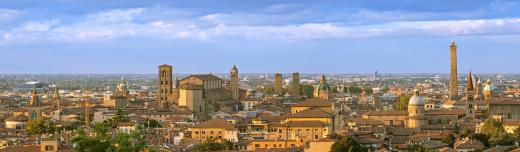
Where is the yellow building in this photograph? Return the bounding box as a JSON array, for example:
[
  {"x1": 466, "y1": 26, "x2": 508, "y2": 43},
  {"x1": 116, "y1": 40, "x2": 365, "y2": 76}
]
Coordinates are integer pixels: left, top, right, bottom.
[
  {"x1": 178, "y1": 84, "x2": 205, "y2": 114},
  {"x1": 247, "y1": 98, "x2": 340, "y2": 151},
  {"x1": 188, "y1": 119, "x2": 238, "y2": 143}
]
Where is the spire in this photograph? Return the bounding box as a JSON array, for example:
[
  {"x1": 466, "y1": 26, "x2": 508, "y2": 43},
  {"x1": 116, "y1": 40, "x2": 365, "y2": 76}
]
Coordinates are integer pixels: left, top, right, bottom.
[
  {"x1": 29, "y1": 85, "x2": 39, "y2": 107},
  {"x1": 467, "y1": 70, "x2": 474, "y2": 91},
  {"x1": 230, "y1": 64, "x2": 238, "y2": 74},
  {"x1": 53, "y1": 87, "x2": 60, "y2": 100}
]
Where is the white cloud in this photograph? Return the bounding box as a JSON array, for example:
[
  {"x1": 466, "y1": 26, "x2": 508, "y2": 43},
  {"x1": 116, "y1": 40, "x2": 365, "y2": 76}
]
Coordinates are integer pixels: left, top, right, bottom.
[
  {"x1": 18, "y1": 19, "x2": 60, "y2": 32},
  {"x1": 3, "y1": 7, "x2": 520, "y2": 44},
  {"x1": 0, "y1": 8, "x2": 20, "y2": 22}
]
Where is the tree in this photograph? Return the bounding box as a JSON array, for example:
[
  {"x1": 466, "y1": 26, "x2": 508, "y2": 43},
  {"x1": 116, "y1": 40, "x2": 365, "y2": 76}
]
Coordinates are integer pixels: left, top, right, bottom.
[
  {"x1": 71, "y1": 135, "x2": 111, "y2": 152},
  {"x1": 111, "y1": 131, "x2": 148, "y2": 152},
  {"x1": 143, "y1": 119, "x2": 162, "y2": 128},
  {"x1": 330, "y1": 136, "x2": 366, "y2": 152},
  {"x1": 363, "y1": 86, "x2": 373, "y2": 94},
  {"x1": 72, "y1": 128, "x2": 148, "y2": 152},
  {"x1": 347, "y1": 85, "x2": 362, "y2": 94},
  {"x1": 480, "y1": 118, "x2": 505, "y2": 137},
  {"x1": 513, "y1": 127, "x2": 520, "y2": 143},
  {"x1": 461, "y1": 128, "x2": 472, "y2": 138},
  {"x1": 469, "y1": 133, "x2": 490, "y2": 148},
  {"x1": 193, "y1": 142, "x2": 221, "y2": 151},
  {"x1": 396, "y1": 95, "x2": 411, "y2": 111},
  {"x1": 26, "y1": 118, "x2": 56, "y2": 135},
  {"x1": 300, "y1": 84, "x2": 314, "y2": 98},
  {"x1": 441, "y1": 132, "x2": 455, "y2": 147}
]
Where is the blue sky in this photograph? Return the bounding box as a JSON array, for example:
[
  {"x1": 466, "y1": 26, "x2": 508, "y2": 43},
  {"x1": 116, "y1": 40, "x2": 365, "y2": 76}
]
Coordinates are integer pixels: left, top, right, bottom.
[{"x1": 1, "y1": 0, "x2": 520, "y2": 74}]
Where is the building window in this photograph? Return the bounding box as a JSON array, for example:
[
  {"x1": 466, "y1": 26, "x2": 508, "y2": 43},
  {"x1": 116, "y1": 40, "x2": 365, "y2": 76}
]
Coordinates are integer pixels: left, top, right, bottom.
[
  {"x1": 315, "y1": 135, "x2": 319, "y2": 139},
  {"x1": 274, "y1": 144, "x2": 277, "y2": 148},
  {"x1": 508, "y1": 113, "x2": 512, "y2": 119},
  {"x1": 45, "y1": 145, "x2": 54, "y2": 151},
  {"x1": 255, "y1": 144, "x2": 260, "y2": 148},
  {"x1": 218, "y1": 131, "x2": 222, "y2": 134},
  {"x1": 195, "y1": 131, "x2": 199, "y2": 134},
  {"x1": 202, "y1": 131, "x2": 205, "y2": 134},
  {"x1": 210, "y1": 131, "x2": 214, "y2": 134}
]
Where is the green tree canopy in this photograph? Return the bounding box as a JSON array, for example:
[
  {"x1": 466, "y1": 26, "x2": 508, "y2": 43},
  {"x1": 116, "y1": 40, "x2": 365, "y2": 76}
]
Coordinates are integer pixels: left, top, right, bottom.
[
  {"x1": 193, "y1": 141, "x2": 235, "y2": 152},
  {"x1": 330, "y1": 136, "x2": 366, "y2": 152},
  {"x1": 441, "y1": 132, "x2": 456, "y2": 148},
  {"x1": 396, "y1": 95, "x2": 411, "y2": 111},
  {"x1": 143, "y1": 119, "x2": 162, "y2": 128},
  {"x1": 26, "y1": 118, "x2": 56, "y2": 135}
]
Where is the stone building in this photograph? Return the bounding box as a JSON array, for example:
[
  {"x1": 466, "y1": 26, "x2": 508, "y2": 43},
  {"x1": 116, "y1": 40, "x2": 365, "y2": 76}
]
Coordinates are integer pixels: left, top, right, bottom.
[
  {"x1": 449, "y1": 41, "x2": 459, "y2": 100},
  {"x1": 158, "y1": 64, "x2": 174, "y2": 108},
  {"x1": 292, "y1": 72, "x2": 300, "y2": 97},
  {"x1": 28, "y1": 86, "x2": 42, "y2": 121},
  {"x1": 314, "y1": 75, "x2": 331, "y2": 100},
  {"x1": 274, "y1": 73, "x2": 283, "y2": 96},
  {"x1": 178, "y1": 74, "x2": 239, "y2": 114},
  {"x1": 230, "y1": 65, "x2": 239, "y2": 101}
]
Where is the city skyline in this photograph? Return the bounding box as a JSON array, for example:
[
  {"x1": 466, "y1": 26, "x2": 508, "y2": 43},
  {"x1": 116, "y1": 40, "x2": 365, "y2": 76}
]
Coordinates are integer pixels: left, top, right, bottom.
[{"x1": 2, "y1": 0, "x2": 520, "y2": 74}]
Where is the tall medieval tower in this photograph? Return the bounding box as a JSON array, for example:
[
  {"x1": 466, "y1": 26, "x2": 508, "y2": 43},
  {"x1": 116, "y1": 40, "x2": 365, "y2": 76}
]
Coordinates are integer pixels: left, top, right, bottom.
[
  {"x1": 53, "y1": 86, "x2": 61, "y2": 109},
  {"x1": 28, "y1": 86, "x2": 42, "y2": 121},
  {"x1": 466, "y1": 71, "x2": 476, "y2": 118},
  {"x1": 274, "y1": 73, "x2": 283, "y2": 96},
  {"x1": 292, "y1": 72, "x2": 300, "y2": 97},
  {"x1": 449, "y1": 41, "x2": 459, "y2": 100},
  {"x1": 230, "y1": 64, "x2": 239, "y2": 100},
  {"x1": 158, "y1": 64, "x2": 173, "y2": 109}
]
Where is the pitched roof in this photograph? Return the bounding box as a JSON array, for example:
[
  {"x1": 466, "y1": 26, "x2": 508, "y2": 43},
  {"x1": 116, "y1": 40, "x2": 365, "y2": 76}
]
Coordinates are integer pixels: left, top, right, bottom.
[
  {"x1": 5, "y1": 114, "x2": 28, "y2": 122},
  {"x1": 191, "y1": 119, "x2": 236, "y2": 131},
  {"x1": 188, "y1": 74, "x2": 222, "y2": 81},
  {"x1": 348, "y1": 118, "x2": 384, "y2": 125},
  {"x1": 273, "y1": 121, "x2": 329, "y2": 127},
  {"x1": 425, "y1": 109, "x2": 465, "y2": 115},
  {"x1": 454, "y1": 139, "x2": 485, "y2": 150},
  {"x1": 489, "y1": 98, "x2": 520, "y2": 105},
  {"x1": 291, "y1": 98, "x2": 332, "y2": 107},
  {"x1": 363, "y1": 110, "x2": 408, "y2": 116},
  {"x1": 285, "y1": 108, "x2": 333, "y2": 118}
]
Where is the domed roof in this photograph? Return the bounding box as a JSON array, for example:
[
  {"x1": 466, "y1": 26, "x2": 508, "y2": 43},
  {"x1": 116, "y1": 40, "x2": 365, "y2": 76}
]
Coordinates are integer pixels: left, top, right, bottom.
[
  {"x1": 316, "y1": 83, "x2": 331, "y2": 92},
  {"x1": 316, "y1": 74, "x2": 330, "y2": 92},
  {"x1": 484, "y1": 84, "x2": 495, "y2": 91},
  {"x1": 409, "y1": 89, "x2": 424, "y2": 106}
]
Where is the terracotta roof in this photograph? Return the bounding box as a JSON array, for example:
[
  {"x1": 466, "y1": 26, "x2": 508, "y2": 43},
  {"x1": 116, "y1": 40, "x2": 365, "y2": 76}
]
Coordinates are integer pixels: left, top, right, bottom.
[
  {"x1": 483, "y1": 146, "x2": 516, "y2": 152},
  {"x1": 291, "y1": 98, "x2": 332, "y2": 107},
  {"x1": 363, "y1": 110, "x2": 408, "y2": 116},
  {"x1": 440, "y1": 147, "x2": 458, "y2": 152},
  {"x1": 191, "y1": 119, "x2": 236, "y2": 131},
  {"x1": 273, "y1": 121, "x2": 329, "y2": 127},
  {"x1": 284, "y1": 108, "x2": 333, "y2": 118},
  {"x1": 5, "y1": 114, "x2": 28, "y2": 122},
  {"x1": 316, "y1": 138, "x2": 336, "y2": 142},
  {"x1": 388, "y1": 127, "x2": 414, "y2": 136},
  {"x1": 425, "y1": 109, "x2": 465, "y2": 115},
  {"x1": 356, "y1": 136, "x2": 383, "y2": 144},
  {"x1": 117, "y1": 122, "x2": 135, "y2": 127},
  {"x1": 489, "y1": 98, "x2": 520, "y2": 105},
  {"x1": 348, "y1": 118, "x2": 384, "y2": 125},
  {"x1": 179, "y1": 84, "x2": 203, "y2": 90},
  {"x1": 454, "y1": 139, "x2": 485, "y2": 150},
  {"x1": 503, "y1": 120, "x2": 520, "y2": 126},
  {"x1": 186, "y1": 74, "x2": 222, "y2": 81},
  {"x1": 0, "y1": 145, "x2": 39, "y2": 152}
]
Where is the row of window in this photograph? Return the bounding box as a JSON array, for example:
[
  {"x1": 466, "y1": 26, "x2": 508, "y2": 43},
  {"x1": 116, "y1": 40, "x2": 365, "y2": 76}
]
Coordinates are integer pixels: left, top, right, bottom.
[
  {"x1": 194, "y1": 130, "x2": 223, "y2": 135},
  {"x1": 255, "y1": 144, "x2": 296, "y2": 148}
]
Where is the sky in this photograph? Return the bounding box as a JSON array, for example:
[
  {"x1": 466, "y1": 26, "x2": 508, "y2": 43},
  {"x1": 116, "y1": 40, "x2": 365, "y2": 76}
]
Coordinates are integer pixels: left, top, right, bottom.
[{"x1": 1, "y1": 0, "x2": 520, "y2": 74}]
